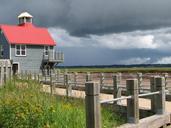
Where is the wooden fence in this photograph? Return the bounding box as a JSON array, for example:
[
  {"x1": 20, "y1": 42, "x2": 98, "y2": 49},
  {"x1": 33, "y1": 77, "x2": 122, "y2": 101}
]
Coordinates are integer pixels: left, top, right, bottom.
[
  {"x1": 16, "y1": 70, "x2": 171, "y2": 128},
  {"x1": 85, "y1": 77, "x2": 169, "y2": 128},
  {"x1": 0, "y1": 60, "x2": 12, "y2": 85},
  {"x1": 25, "y1": 71, "x2": 171, "y2": 100}
]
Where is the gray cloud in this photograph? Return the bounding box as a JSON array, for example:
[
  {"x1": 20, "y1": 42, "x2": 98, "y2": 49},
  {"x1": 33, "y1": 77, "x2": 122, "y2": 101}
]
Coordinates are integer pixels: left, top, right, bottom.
[
  {"x1": 2, "y1": 1, "x2": 171, "y2": 65},
  {"x1": 1, "y1": 0, "x2": 171, "y2": 36},
  {"x1": 49, "y1": 26, "x2": 171, "y2": 65}
]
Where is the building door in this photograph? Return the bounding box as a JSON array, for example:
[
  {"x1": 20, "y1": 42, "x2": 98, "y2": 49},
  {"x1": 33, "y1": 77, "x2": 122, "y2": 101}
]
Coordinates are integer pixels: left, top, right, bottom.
[{"x1": 12, "y1": 64, "x2": 18, "y2": 75}]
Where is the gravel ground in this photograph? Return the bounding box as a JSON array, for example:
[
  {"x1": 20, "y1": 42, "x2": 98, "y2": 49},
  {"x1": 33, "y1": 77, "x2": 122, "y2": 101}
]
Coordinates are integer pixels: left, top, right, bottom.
[{"x1": 42, "y1": 84, "x2": 171, "y2": 112}]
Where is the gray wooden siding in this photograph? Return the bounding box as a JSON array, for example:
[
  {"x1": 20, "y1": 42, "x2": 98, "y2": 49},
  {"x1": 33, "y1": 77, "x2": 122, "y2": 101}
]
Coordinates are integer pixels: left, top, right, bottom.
[
  {"x1": 11, "y1": 45, "x2": 54, "y2": 73},
  {"x1": 0, "y1": 32, "x2": 10, "y2": 59}
]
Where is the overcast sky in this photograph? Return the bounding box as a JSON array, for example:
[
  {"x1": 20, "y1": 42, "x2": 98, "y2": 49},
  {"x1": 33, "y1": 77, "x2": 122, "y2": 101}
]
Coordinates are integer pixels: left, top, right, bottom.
[{"x1": 1, "y1": 0, "x2": 171, "y2": 65}]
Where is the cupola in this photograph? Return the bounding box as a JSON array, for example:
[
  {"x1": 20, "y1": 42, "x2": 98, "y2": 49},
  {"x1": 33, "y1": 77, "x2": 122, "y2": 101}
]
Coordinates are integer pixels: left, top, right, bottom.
[{"x1": 18, "y1": 12, "x2": 33, "y2": 25}]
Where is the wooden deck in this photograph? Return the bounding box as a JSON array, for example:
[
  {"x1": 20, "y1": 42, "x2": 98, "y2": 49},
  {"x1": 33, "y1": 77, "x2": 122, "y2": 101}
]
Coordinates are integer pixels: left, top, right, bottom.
[{"x1": 42, "y1": 51, "x2": 64, "y2": 63}]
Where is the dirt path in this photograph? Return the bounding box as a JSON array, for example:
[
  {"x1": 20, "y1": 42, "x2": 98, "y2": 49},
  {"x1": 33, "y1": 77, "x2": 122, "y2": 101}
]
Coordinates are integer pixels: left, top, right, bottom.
[{"x1": 42, "y1": 85, "x2": 171, "y2": 112}]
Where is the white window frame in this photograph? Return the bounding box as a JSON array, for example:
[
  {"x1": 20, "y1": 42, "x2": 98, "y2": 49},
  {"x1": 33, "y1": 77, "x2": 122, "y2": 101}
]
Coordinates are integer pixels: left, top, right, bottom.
[
  {"x1": 15, "y1": 45, "x2": 26, "y2": 56},
  {"x1": 44, "y1": 46, "x2": 49, "y2": 56}
]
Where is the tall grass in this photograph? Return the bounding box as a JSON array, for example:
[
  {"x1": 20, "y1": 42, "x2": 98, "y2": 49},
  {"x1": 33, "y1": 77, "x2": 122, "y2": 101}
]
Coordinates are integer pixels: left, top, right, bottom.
[
  {"x1": 60, "y1": 67, "x2": 171, "y2": 73},
  {"x1": 0, "y1": 79, "x2": 125, "y2": 128}
]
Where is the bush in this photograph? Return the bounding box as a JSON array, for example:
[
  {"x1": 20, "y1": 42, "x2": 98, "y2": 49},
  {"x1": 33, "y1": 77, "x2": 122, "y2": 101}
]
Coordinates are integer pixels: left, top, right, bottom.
[
  {"x1": 0, "y1": 80, "x2": 58, "y2": 128},
  {"x1": 0, "y1": 79, "x2": 125, "y2": 128}
]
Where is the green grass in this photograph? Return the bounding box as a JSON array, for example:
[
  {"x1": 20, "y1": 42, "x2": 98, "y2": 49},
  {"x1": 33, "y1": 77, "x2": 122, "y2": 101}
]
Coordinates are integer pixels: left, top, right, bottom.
[
  {"x1": 59, "y1": 67, "x2": 171, "y2": 73},
  {"x1": 0, "y1": 79, "x2": 125, "y2": 128}
]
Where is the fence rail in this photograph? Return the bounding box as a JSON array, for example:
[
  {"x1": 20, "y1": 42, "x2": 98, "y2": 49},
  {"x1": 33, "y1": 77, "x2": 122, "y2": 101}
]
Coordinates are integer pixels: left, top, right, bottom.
[
  {"x1": 14, "y1": 70, "x2": 171, "y2": 128},
  {"x1": 85, "y1": 77, "x2": 169, "y2": 128}
]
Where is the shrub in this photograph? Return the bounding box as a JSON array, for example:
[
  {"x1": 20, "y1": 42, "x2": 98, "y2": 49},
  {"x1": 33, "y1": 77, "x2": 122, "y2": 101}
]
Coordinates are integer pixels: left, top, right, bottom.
[
  {"x1": 0, "y1": 79, "x2": 125, "y2": 128},
  {"x1": 0, "y1": 80, "x2": 57, "y2": 128}
]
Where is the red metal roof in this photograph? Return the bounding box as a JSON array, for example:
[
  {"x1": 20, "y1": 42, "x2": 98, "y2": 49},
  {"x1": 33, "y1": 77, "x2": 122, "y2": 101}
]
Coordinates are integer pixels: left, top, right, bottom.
[{"x1": 0, "y1": 23, "x2": 56, "y2": 46}]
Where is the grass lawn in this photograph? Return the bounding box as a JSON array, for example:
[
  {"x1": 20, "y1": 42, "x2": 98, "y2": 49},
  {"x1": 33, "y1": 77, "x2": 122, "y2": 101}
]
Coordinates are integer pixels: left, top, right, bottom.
[
  {"x1": 0, "y1": 79, "x2": 125, "y2": 128},
  {"x1": 59, "y1": 67, "x2": 171, "y2": 73}
]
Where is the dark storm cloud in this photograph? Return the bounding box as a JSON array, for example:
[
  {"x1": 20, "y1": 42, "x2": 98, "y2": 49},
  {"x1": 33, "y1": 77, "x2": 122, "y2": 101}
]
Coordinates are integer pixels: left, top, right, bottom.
[{"x1": 1, "y1": 0, "x2": 171, "y2": 36}]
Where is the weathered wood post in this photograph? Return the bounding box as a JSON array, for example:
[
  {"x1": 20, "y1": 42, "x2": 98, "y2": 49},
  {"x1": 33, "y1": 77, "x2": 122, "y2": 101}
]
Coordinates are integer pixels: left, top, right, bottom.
[
  {"x1": 100, "y1": 73, "x2": 104, "y2": 89},
  {"x1": 0, "y1": 64, "x2": 4, "y2": 85},
  {"x1": 25, "y1": 70, "x2": 28, "y2": 80},
  {"x1": 150, "y1": 76, "x2": 156, "y2": 112},
  {"x1": 113, "y1": 73, "x2": 122, "y2": 105},
  {"x1": 154, "y1": 77, "x2": 165, "y2": 114},
  {"x1": 28, "y1": 71, "x2": 31, "y2": 80},
  {"x1": 137, "y1": 73, "x2": 142, "y2": 93},
  {"x1": 85, "y1": 82, "x2": 101, "y2": 128},
  {"x1": 86, "y1": 72, "x2": 91, "y2": 82},
  {"x1": 20, "y1": 70, "x2": 23, "y2": 80},
  {"x1": 44, "y1": 69, "x2": 47, "y2": 82},
  {"x1": 37, "y1": 73, "x2": 40, "y2": 82},
  {"x1": 8, "y1": 67, "x2": 12, "y2": 81},
  {"x1": 50, "y1": 72, "x2": 53, "y2": 94},
  {"x1": 163, "y1": 73, "x2": 168, "y2": 88},
  {"x1": 34, "y1": 72, "x2": 36, "y2": 81},
  {"x1": 39, "y1": 71, "x2": 43, "y2": 82},
  {"x1": 4, "y1": 61, "x2": 8, "y2": 83},
  {"x1": 126, "y1": 79, "x2": 139, "y2": 124},
  {"x1": 56, "y1": 69, "x2": 60, "y2": 82},
  {"x1": 3, "y1": 61, "x2": 8, "y2": 84},
  {"x1": 64, "y1": 72, "x2": 72, "y2": 97},
  {"x1": 74, "y1": 72, "x2": 78, "y2": 86}
]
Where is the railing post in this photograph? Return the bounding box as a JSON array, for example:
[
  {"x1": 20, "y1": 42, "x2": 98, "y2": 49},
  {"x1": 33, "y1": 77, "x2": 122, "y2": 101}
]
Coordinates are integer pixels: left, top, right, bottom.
[
  {"x1": 163, "y1": 73, "x2": 168, "y2": 88},
  {"x1": 85, "y1": 82, "x2": 101, "y2": 128},
  {"x1": 50, "y1": 72, "x2": 53, "y2": 94},
  {"x1": 34, "y1": 72, "x2": 36, "y2": 81},
  {"x1": 48, "y1": 51, "x2": 50, "y2": 60},
  {"x1": 4, "y1": 62, "x2": 7, "y2": 84},
  {"x1": 86, "y1": 72, "x2": 91, "y2": 82},
  {"x1": 25, "y1": 70, "x2": 28, "y2": 80},
  {"x1": 0, "y1": 64, "x2": 4, "y2": 85},
  {"x1": 9, "y1": 66, "x2": 12, "y2": 81},
  {"x1": 5, "y1": 61, "x2": 8, "y2": 82},
  {"x1": 126, "y1": 79, "x2": 139, "y2": 124},
  {"x1": 150, "y1": 76, "x2": 156, "y2": 113},
  {"x1": 45, "y1": 69, "x2": 47, "y2": 82},
  {"x1": 113, "y1": 73, "x2": 122, "y2": 105},
  {"x1": 56, "y1": 69, "x2": 60, "y2": 82},
  {"x1": 38, "y1": 73, "x2": 40, "y2": 82},
  {"x1": 100, "y1": 73, "x2": 104, "y2": 89},
  {"x1": 154, "y1": 77, "x2": 166, "y2": 114},
  {"x1": 20, "y1": 70, "x2": 23, "y2": 80},
  {"x1": 64, "y1": 72, "x2": 72, "y2": 97},
  {"x1": 74, "y1": 72, "x2": 78, "y2": 86},
  {"x1": 29, "y1": 71, "x2": 32, "y2": 80},
  {"x1": 137, "y1": 73, "x2": 142, "y2": 93}
]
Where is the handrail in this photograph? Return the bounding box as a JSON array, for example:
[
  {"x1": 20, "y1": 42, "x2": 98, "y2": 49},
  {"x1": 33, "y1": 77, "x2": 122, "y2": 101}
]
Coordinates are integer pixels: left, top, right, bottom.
[
  {"x1": 100, "y1": 90, "x2": 168, "y2": 104},
  {"x1": 43, "y1": 51, "x2": 64, "y2": 62}
]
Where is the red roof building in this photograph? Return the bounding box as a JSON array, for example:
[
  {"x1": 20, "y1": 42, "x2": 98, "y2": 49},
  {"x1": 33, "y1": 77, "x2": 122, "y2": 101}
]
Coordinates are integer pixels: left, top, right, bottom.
[
  {"x1": 0, "y1": 22, "x2": 56, "y2": 46},
  {"x1": 0, "y1": 12, "x2": 63, "y2": 74}
]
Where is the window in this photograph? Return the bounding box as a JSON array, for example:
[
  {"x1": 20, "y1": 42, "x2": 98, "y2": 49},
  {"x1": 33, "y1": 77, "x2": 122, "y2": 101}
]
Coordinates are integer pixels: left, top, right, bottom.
[
  {"x1": 44, "y1": 46, "x2": 49, "y2": 56},
  {"x1": 15, "y1": 45, "x2": 26, "y2": 56}
]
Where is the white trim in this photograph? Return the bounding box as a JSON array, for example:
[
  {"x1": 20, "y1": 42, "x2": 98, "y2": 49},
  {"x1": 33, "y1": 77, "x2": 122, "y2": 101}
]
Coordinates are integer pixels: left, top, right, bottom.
[
  {"x1": 12, "y1": 62, "x2": 20, "y2": 74},
  {"x1": 9, "y1": 44, "x2": 11, "y2": 59},
  {"x1": 15, "y1": 45, "x2": 27, "y2": 57},
  {"x1": 52, "y1": 47, "x2": 54, "y2": 59}
]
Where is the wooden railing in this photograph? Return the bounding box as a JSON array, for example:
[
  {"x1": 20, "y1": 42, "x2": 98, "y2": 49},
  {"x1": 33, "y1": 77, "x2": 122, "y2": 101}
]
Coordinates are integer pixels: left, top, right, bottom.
[
  {"x1": 43, "y1": 51, "x2": 64, "y2": 62},
  {"x1": 17, "y1": 71, "x2": 171, "y2": 128},
  {"x1": 85, "y1": 77, "x2": 169, "y2": 128},
  {"x1": 0, "y1": 60, "x2": 12, "y2": 85}
]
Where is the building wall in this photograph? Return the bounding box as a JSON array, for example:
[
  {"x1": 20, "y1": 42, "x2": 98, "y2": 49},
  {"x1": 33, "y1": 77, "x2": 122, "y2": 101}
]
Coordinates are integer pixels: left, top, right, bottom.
[
  {"x1": 0, "y1": 31, "x2": 10, "y2": 59},
  {"x1": 11, "y1": 44, "x2": 54, "y2": 73}
]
